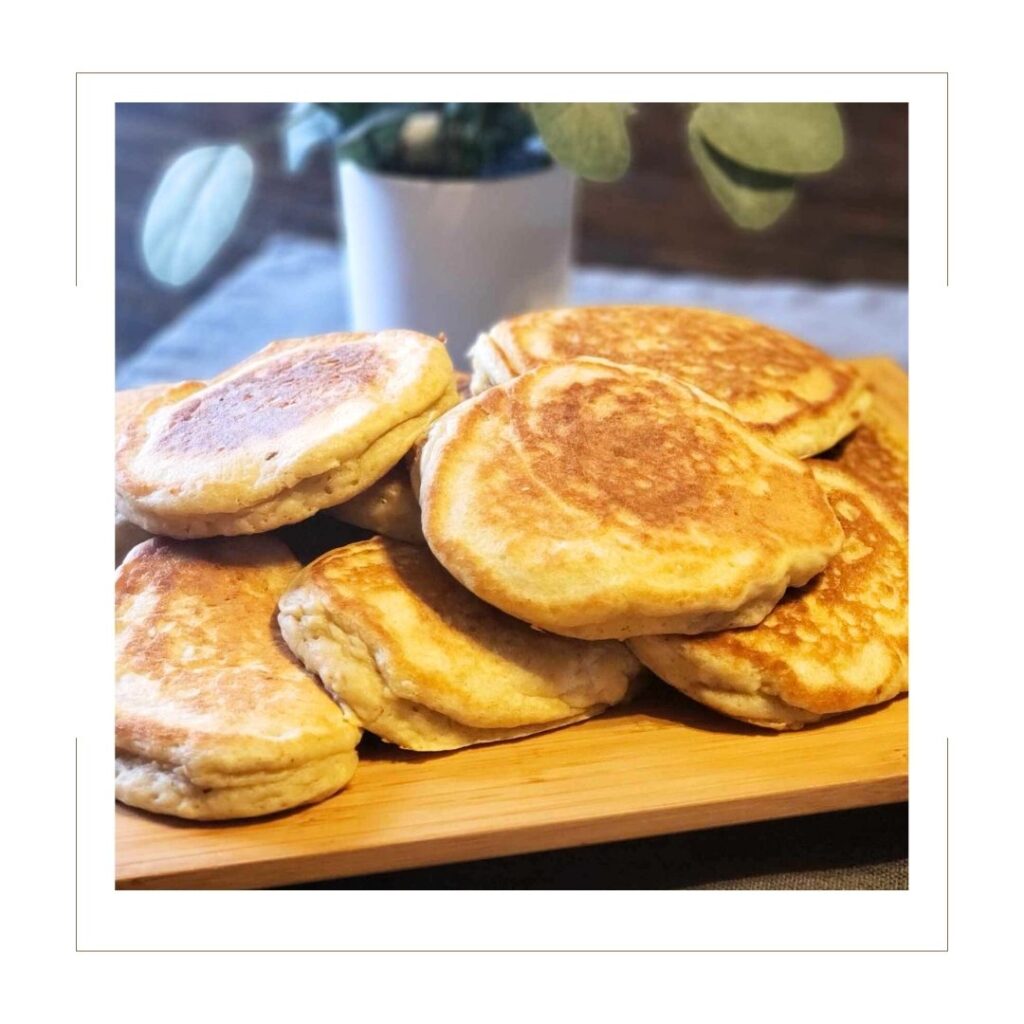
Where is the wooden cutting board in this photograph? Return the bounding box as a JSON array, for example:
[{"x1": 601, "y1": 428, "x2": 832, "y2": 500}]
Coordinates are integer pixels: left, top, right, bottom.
[
  {"x1": 115, "y1": 358, "x2": 909, "y2": 890},
  {"x1": 116, "y1": 691, "x2": 907, "y2": 889}
]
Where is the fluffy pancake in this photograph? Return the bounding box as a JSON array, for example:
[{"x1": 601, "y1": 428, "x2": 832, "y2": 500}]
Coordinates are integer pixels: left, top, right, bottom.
[
  {"x1": 115, "y1": 383, "x2": 200, "y2": 564},
  {"x1": 116, "y1": 536, "x2": 361, "y2": 819},
  {"x1": 420, "y1": 357, "x2": 844, "y2": 639},
  {"x1": 115, "y1": 331, "x2": 457, "y2": 538},
  {"x1": 828, "y1": 357, "x2": 908, "y2": 527},
  {"x1": 116, "y1": 381, "x2": 197, "y2": 432},
  {"x1": 278, "y1": 538, "x2": 643, "y2": 751},
  {"x1": 847, "y1": 357, "x2": 908, "y2": 436},
  {"x1": 324, "y1": 463, "x2": 424, "y2": 544},
  {"x1": 471, "y1": 306, "x2": 870, "y2": 457},
  {"x1": 629, "y1": 463, "x2": 908, "y2": 730}
]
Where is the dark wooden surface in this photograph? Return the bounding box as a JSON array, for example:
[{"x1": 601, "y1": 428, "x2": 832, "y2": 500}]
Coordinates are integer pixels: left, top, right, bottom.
[{"x1": 116, "y1": 102, "x2": 907, "y2": 364}]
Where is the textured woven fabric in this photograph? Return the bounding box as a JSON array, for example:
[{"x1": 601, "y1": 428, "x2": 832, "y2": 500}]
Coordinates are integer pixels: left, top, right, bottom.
[{"x1": 117, "y1": 234, "x2": 908, "y2": 388}]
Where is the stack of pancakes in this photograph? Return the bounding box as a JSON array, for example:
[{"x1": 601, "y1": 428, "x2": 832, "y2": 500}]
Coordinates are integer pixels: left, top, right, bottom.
[{"x1": 115, "y1": 311, "x2": 908, "y2": 821}]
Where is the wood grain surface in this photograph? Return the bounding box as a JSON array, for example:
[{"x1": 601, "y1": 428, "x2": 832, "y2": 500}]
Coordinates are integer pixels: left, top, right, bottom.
[{"x1": 116, "y1": 689, "x2": 907, "y2": 889}]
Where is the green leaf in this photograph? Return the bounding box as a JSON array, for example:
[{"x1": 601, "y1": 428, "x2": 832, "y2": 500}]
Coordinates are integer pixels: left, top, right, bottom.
[
  {"x1": 142, "y1": 145, "x2": 254, "y2": 286},
  {"x1": 527, "y1": 103, "x2": 631, "y2": 182},
  {"x1": 687, "y1": 121, "x2": 796, "y2": 230},
  {"x1": 281, "y1": 103, "x2": 340, "y2": 173},
  {"x1": 691, "y1": 103, "x2": 844, "y2": 175}
]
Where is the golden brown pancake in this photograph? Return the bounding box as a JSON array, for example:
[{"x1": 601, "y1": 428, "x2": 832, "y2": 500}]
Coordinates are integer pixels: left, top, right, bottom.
[
  {"x1": 115, "y1": 536, "x2": 361, "y2": 819},
  {"x1": 278, "y1": 538, "x2": 643, "y2": 751},
  {"x1": 115, "y1": 331, "x2": 457, "y2": 539},
  {"x1": 420, "y1": 357, "x2": 844, "y2": 639},
  {"x1": 629, "y1": 463, "x2": 907, "y2": 730},
  {"x1": 115, "y1": 383, "x2": 202, "y2": 564},
  {"x1": 827, "y1": 357, "x2": 908, "y2": 527},
  {"x1": 470, "y1": 306, "x2": 870, "y2": 458},
  {"x1": 116, "y1": 381, "x2": 199, "y2": 434}
]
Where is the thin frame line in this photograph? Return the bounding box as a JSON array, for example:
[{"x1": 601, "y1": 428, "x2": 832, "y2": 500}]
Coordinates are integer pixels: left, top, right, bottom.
[
  {"x1": 79, "y1": 736, "x2": 936, "y2": 951},
  {"x1": 83, "y1": 75, "x2": 937, "y2": 954}
]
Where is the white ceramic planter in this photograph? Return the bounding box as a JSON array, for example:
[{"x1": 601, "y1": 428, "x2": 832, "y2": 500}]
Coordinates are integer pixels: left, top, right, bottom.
[{"x1": 338, "y1": 161, "x2": 576, "y2": 367}]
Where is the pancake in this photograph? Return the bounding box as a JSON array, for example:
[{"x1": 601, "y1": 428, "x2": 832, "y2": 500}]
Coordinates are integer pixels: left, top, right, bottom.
[
  {"x1": 629, "y1": 462, "x2": 908, "y2": 730},
  {"x1": 115, "y1": 383, "x2": 201, "y2": 564},
  {"x1": 116, "y1": 381, "x2": 199, "y2": 432},
  {"x1": 827, "y1": 357, "x2": 908, "y2": 527},
  {"x1": 324, "y1": 372, "x2": 472, "y2": 544},
  {"x1": 470, "y1": 306, "x2": 870, "y2": 458},
  {"x1": 278, "y1": 538, "x2": 643, "y2": 751},
  {"x1": 115, "y1": 331, "x2": 457, "y2": 538},
  {"x1": 116, "y1": 536, "x2": 361, "y2": 819},
  {"x1": 419, "y1": 357, "x2": 844, "y2": 640},
  {"x1": 323, "y1": 462, "x2": 424, "y2": 544}
]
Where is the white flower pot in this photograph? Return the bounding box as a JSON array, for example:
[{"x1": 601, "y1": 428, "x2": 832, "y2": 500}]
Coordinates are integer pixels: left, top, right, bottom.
[{"x1": 338, "y1": 161, "x2": 576, "y2": 367}]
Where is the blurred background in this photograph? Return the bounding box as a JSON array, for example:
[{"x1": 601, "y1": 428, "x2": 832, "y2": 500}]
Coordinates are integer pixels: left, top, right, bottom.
[{"x1": 116, "y1": 102, "x2": 907, "y2": 377}]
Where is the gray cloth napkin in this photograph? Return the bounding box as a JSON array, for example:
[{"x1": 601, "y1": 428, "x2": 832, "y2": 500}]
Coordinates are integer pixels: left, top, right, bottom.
[{"x1": 117, "y1": 234, "x2": 908, "y2": 388}]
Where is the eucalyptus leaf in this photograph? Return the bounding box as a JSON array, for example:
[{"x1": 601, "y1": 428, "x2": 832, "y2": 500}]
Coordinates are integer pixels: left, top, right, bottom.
[
  {"x1": 282, "y1": 103, "x2": 340, "y2": 174},
  {"x1": 142, "y1": 145, "x2": 254, "y2": 286},
  {"x1": 691, "y1": 103, "x2": 844, "y2": 175},
  {"x1": 527, "y1": 103, "x2": 631, "y2": 182},
  {"x1": 687, "y1": 122, "x2": 796, "y2": 230}
]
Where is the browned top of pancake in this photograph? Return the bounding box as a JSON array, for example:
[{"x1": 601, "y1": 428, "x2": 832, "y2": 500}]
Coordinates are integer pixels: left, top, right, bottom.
[
  {"x1": 115, "y1": 381, "x2": 204, "y2": 442},
  {"x1": 848, "y1": 356, "x2": 908, "y2": 437},
  {"x1": 154, "y1": 340, "x2": 386, "y2": 458},
  {"x1": 115, "y1": 331, "x2": 454, "y2": 518},
  {"x1": 420, "y1": 358, "x2": 843, "y2": 635},
  {"x1": 485, "y1": 306, "x2": 866, "y2": 452},
  {"x1": 826, "y1": 358, "x2": 908, "y2": 526},
  {"x1": 116, "y1": 536, "x2": 358, "y2": 782},
  {"x1": 832, "y1": 424, "x2": 908, "y2": 526},
  {"x1": 463, "y1": 359, "x2": 829, "y2": 537}
]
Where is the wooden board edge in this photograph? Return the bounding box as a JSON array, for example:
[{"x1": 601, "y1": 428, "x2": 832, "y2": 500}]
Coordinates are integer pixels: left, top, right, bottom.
[{"x1": 116, "y1": 773, "x2": 908, "y2": 890}]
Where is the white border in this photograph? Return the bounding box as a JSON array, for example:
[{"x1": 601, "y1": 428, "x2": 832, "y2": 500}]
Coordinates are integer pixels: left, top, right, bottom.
[{"x1": 76, "y1": 72, "x2": 944, "y2": 952}]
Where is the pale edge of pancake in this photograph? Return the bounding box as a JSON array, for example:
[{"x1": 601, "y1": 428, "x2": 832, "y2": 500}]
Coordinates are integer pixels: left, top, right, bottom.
[
  {"x1": 769, "y1": 379, "x2": 872, "y2": 460},
  {"x1": 277, "y1": 588, "x2": 636, "y2": 752},
  {"x1": 324, "y1": 468, "x2": 425, "y2": 545},
  {"x1": 470, "y1": 331, "x2": 871, "y2": 459},
  {"x1": 627, "y1": 636, "x2": 826, "y2": 730},
  {"x1": 117, "y1": 385, "x2": 456, "y2": 539},
  {"x1": 115, "y1": 748, "x2": 359, "y2": 820},
  {"x1": 469, "y1": 331, "x2": 516, "y2": 394}
]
